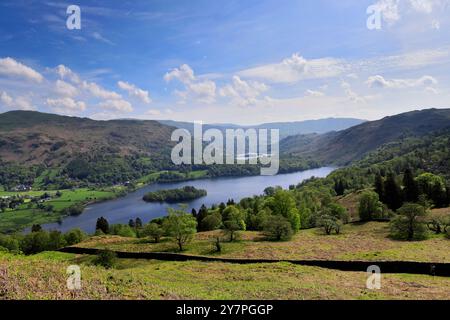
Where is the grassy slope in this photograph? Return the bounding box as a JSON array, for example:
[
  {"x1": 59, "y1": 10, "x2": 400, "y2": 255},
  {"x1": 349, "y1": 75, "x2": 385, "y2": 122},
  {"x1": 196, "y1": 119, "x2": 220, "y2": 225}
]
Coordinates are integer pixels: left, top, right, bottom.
[
  {"x1": 1, "y1": 251, "x2": 449, "y2": 300},
  {"x1": 74, "y1": 221, "x2": 450, "y2": 263}
]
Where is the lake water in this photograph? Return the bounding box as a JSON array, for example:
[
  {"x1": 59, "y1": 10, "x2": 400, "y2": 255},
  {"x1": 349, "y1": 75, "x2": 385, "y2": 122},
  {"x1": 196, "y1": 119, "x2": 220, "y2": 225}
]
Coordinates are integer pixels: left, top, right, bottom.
[{"x1": 42, "y1": 167, "x2": 335, "y2": 233}]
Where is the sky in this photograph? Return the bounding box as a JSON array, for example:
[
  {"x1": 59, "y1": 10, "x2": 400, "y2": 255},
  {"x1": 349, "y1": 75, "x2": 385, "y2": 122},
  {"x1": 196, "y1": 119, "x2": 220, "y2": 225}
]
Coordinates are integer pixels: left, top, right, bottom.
[{"x1": 0, "y1": 0, "x2": 449, "y2": 125}]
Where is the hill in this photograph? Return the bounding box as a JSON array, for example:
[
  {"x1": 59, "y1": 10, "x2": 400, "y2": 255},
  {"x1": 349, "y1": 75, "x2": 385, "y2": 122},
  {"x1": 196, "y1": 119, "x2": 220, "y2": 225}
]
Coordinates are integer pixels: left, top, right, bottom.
[
  {"x1": 280, "y1": 108, "x2": 450, "y2": 165},
  {"x1": 0, "y1": 111, "x2": 177, "y2": 188},
  {"x1": 159, "y1": 118, "x2": 365, "y2": 140}
]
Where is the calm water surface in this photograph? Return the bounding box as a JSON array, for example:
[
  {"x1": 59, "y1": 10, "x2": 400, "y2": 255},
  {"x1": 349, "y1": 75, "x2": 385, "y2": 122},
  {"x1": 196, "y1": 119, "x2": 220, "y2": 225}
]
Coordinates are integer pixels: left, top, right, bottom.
[{"x1": 42, "y1": 167, "x2": 334, "y2": 233}]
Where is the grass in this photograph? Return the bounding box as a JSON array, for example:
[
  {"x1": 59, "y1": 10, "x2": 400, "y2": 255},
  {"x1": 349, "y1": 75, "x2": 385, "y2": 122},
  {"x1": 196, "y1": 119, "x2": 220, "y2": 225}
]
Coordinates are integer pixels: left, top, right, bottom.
[
  {"x1": 1, "y1": 251, "x2": 449, "y2": 300},
  {"x1": 74, "y1": 222, "x2": 450, "y2": 263},
  {"x1": 0, "y1": 188, "x2": 117, "y2": 233}
]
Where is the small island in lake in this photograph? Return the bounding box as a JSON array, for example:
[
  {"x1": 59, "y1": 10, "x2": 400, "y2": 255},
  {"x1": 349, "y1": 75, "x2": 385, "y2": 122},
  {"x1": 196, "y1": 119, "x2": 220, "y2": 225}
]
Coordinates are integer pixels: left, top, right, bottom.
[{"x1": 143, "y1": 186, "x2": 207, "y2": 203}]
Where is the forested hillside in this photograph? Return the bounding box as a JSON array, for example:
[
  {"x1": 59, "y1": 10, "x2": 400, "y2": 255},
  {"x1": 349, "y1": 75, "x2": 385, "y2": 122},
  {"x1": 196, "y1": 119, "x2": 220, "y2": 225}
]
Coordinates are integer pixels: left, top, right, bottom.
[{"x1": 281, "y1": 108, "x2": 450, "y2": 165}]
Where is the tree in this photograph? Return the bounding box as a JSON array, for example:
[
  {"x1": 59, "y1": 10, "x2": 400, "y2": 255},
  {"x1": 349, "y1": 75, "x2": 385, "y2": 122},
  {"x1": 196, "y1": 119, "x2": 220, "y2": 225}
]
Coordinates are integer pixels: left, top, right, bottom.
[
  {"x1": 47, "y1": 230, "x2": 67, "y2": 250},
  {"x1": 358, "y1": 191, "x2": 383, "y2": 221},
  {"x1": 416, "y1": 173, "x2": 447, "y2": 208},
  {"x1": 403, "y1": 168, "x2": 419, "y2": 202},
  {"x1": 64, "y1": 228, "x2": 87, "y2": 245},
  {"x1": 425, "y1": 211, "x2": 450, "y2": 234},
  {"x1": 374, "y1": 173, "x2": 385, "y2": 203},
  {"x1": 263, "y1": 215, "x2": 293, "y2": 241},
  {"x1": 163, "y1": 207, "x2": 197, "y2": 251},
  {"x1": 200, "y1": 212, "x2": 222, "y2": 231},
  {"x1": 317, "y1": 214, "x2": 341, "y2": 235},
  {"x1": 222, "y1": 206, "x2": 246, "y2": 242},
  {"x1": 265, "y1": 190, "x2": 301, "y2": 232},
  {"x1": 96, "y1": 216, "x2": 109, "y2": 234},
  {"x1": 334, "y1": 180, "x2": 345, "y2": 196},
  {"x1": 141, "y1": 223, "x2": 164, "y2": 243},
  {"x1": 128, "y1": 219, "x2": 136, "y2": 229},
  {"x1": 196, "y1": 204, "x2": 208, "y2": 225},
  {"x1": 109, "y1": 224, "x2": 136, "y2": 237},
  {"x1": 31, "y1": 224, "x2": 42, "y2": 232},
  {"x1": 20, "y1": 231, "x2": 50, "y2": 255},
  {"x1": 135, "y1": 217, "x2": 143, "y2": 229},
  {"x1": 384, "y1": 172, "x2": 403, "y2": 210},
  {"x1": 390, "y1": 203, "x2": 428, "y2": 241}
]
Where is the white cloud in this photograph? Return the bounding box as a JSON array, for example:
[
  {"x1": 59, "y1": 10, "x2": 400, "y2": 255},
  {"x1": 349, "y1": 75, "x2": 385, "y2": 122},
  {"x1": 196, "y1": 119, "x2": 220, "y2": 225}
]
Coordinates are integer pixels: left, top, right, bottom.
[
  {"x1": 91, "y1": 32, "x2": 115, "y2": 45},
  {"x1": 46, "y1": 97, "x2": 86, "y2": 114},
  {"x1": 176, "y1": 80, "x2": 217, "y2": 104},
  {"x1": 238, "y1": 53, "x2": 345, "y2": 83},
  {"x1": 117, "y1": 81, "x2": 151, "y2": 104},
  {"x1": 55, "y1": 65, "x2": 81, "y2": 84},
  {"x1": 0, "y1": 91, "x2": 13, "y2": 106},
  {"x1": 0, "y1": 57, "x2": 43, "y2": 83},
  {"x1": 341, "y1": 81, "x2": 368, "y2": 104},
  {"x1": 373, "y1": 0, "x2": 450, "y2": 25},
  {"x1": 366, "y1": 75, "x2": 438, "y2": 89},
  {"x1": 82, "y1": 81, "x2": 122, "y2": 100},
  {"x1": 164, "y1": 64, "x2": 195, "y2": 84},
  {"x1": 305, "y1": 89, "x2": 325, "y2": 97},
  {"x1": 145, "y1": 109, "x2": 162, "y2": 116},
  {"x1": 0, "y1": 91, "x2": 35, "y2": 110},
  {"x1": 165, "y1": 64, "x2": 217, "y2": 104},
  {"x1": 219, "y1": 76, "x2": 269, "y2": 107},
  {"x1": 55, "y1": 80, "x2": 78, "y2": 97},
  {"x1": 98, "y1": 99, "x2": 133, "y2": 112}
]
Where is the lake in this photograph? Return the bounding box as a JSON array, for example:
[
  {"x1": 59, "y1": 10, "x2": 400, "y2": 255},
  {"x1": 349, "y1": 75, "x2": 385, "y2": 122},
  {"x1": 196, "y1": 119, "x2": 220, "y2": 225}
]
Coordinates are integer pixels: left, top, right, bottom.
[{"x1": 42, "y1": 167, "x2": 335, "y2": 233}]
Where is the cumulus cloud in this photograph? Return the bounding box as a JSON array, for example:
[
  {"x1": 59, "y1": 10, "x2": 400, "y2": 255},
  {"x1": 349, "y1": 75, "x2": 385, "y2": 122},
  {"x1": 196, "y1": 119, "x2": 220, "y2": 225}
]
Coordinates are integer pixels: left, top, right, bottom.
[
  {"x1": 164, "y1": 64, "x2": 195, "y2": 84},
  {"x1": 81, "y1": 81, "x2": 122, "y2": 100},
  {"x1": 117, "y1": 81, "x2": 151, "y2": 104},
  {"x1": 0, "y1": 91, "x2": 35, "y2": 110},
  {"x1": 219, "y1": 76, "x2": 269, "y2": 107},
  {"x1": 366, "y1": 75, "x2": 438, "y2": 89},
  {"x1": 55, "y1": 64, "x2": 81, "y2": 84},
  {"x1": 98, "y1": 99, "x2": 133, "y2": 112},
  {"x1": 46, "y1": 97, "x2": 86, "y2": 114},
  {"x1": 373, "y1": 0, "x2": 450, "y2": 25},
  {"x1": 176, "y1": 80, "x2": 217, "y2": 104},
  {"x1": 238, "y1": 53, "x2": 345, "y2": 84},
  {"x1": 55, "y1": 80, "x2": 78, "y2": 97},
  {"x1": 0, "y1": 57, "x2": 43, "y2": 83},
  {"x1": 165, "y1": 64, "x2": 217, "y2": 104}
]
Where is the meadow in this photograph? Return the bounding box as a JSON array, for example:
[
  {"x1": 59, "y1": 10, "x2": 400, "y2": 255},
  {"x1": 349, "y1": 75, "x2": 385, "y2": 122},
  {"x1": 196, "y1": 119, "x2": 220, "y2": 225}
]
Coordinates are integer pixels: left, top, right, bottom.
[
  {"x1": 1, "y1": 251, "x2": 449, "y2": 300},
  {"x1": 74, "y1": 221, "x2": 450, "y2": 263}
]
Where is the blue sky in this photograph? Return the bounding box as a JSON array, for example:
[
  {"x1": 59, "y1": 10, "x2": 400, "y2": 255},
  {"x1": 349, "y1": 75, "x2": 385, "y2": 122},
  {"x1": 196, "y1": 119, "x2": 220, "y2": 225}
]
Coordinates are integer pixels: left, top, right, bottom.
[{"x1": 0, "y1": 0, "x2": 449, "y2": 124}]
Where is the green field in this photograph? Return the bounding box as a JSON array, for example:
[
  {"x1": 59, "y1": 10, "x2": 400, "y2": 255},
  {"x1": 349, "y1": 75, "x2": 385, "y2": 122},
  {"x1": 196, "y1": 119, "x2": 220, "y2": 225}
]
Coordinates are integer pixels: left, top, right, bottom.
[
  {"x1": 0, "y1": 188, "x2": 118, "y2": 233},
  {"x1": 1, "y1": 251, "x2": 449, "y2": 300}
]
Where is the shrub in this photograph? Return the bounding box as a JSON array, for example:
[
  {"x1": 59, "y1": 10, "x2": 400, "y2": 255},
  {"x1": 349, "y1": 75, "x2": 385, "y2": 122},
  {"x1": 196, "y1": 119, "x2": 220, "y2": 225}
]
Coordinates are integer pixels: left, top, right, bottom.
[
  {"x1": 93, "y1": 250, "x2": 117, "y2": 269},
  {"x1": 263, "y1": 215, "x2": 293, "y2": 241},
  {"x1": 109, "y1": 224, "x2": 136, "y2": 238},
  {"x1": 0, "y1": 234, "x2": 20, "y2": 252},
  {"x1": 64, "y1": 228, "x2": 87, "y2": 245}
]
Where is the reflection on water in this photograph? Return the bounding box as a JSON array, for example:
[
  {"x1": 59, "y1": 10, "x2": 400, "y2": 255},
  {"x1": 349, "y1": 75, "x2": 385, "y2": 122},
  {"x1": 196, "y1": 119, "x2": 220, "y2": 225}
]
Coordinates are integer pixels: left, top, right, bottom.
[{"x1": 41, "y1": 167, "x2": 334, "y2": 233}]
